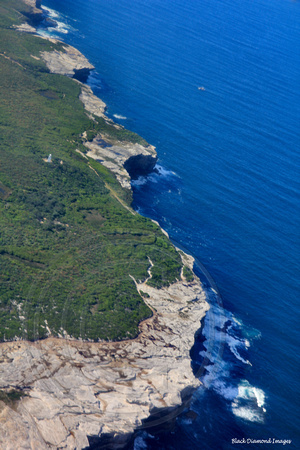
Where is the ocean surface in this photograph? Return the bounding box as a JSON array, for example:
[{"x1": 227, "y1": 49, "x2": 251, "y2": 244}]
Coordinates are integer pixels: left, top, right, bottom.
[{"x1": 38, "y1": 0, "x2": 299, "y2": 448}]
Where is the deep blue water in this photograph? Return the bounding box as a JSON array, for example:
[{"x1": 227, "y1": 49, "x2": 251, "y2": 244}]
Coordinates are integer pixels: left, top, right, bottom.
[{"x1": 38, "y1": 0, "x2": 299, "y2": 448}]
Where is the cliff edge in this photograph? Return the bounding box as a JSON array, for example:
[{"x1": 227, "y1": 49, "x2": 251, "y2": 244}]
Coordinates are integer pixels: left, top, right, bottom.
[
  {"x1": 0, "y1": 251, "x2": 209, "y2": 449},
  {"x1": 0, "y1": 2, "x2": 210, "y2": 448}
]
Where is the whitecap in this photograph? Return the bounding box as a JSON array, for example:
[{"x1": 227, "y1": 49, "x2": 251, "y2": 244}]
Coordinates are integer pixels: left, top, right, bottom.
[
  {"x1": 87, "y1": 71, "x2": 102, "y2": 89},
  {"x1": 133, "y1": 431, "x2": 153, "y2": 450},
  {"x1": 40, "y1": 6, "x2": 75, "y2": 36},
  {"x1": 231, "y1": 380, "x2": 266, "y2": 423},
  {"x1": 53, "y1": 21, "x2": 72, "y2": 35},
  {"x1": 113, "y1": 114, "x2": 127, "y2": 120},
  {"x1": 231, "y1": 404, "x2": 264, "y2": 423},
  {"x1": 180, "y1": 417, "x2": 193, "y2": 426},
  {"x1": 42, "y1": 6, "x2": 60, "y2": 19},
  {"x1": 206, "y1": 377, "x2": 238, "y2": 401},
  {"x1": 131, "y1": 176, "x2": 148, "y2": 187},
  {"x1": 131, "y1": 163, "x2": 179, "y2": 189},
  {"x1": 226, "y1": 329, "x2": 252, "y2": 366},
  {"x1": 155, "y1": 164, "x2": 178, "y2": 178},
  {"x1": 253, "y1": 386, "x2": 265, "y2": 408},
  {"x1": 232, "y1": 315, "x2": 261, "y2": 340},
  {"x1": 36, "y1": 30, "x2": 53, "y2": 39}
]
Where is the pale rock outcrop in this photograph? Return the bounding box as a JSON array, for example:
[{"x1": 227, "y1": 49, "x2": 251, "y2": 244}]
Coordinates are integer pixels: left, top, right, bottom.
[
  {"x1": 40, "y1": 45, "x2": 95, "y2": 81},
  {"x1": 3, "y1": 5, "x2": 210, "y2": 448},
  {"x1": 22, "y1": 0, "x2": 42, "y2": 13},
  {"x1": 0, "y1": 253, "x2": 209, "y2": 449},
  {"x1": 39, "y1": 45, "x2": 157, "y2": 187},
  {"x1": 21, "y1": 0, "x2": 43, "y2": 25},
  {"x1": 13, "y1": 23, "x2": 37, "y2": 33},
  {"x1": 80, "y1": 84, "x2": 107, "y2": 118},
  {"x1": 85, "y1": 137, "x2": 157, "y2": 190},
  {"x1": 15, "y1": 4, "x2": 157, "y2": 188}
]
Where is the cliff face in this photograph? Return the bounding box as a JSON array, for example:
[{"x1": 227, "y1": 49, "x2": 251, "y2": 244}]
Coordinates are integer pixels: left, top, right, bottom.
[
  {"x1": 21, "y1": 0, "x2": 43, "y2": 25},
  {"x1": 40, "y1": 45, "x2": 95, "y2": 82},
  {"x1": 0, "y1": 2, "x2": 210, "y2": 448},
  {"x1": 39, "y1": 47, "x2": 157, "y2": 186},
  {"x1": 0, "y1": 252, "x2": 209, "y2": 449},
  {"x1": 84, "y1": 135, "x2": 157, "y2": 190},
  {"x1": 15, "y1": 1, "x2": 157, "y2": 187}
]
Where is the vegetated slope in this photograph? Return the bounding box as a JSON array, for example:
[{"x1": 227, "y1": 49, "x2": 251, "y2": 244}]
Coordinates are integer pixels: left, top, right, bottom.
[{"x1": 0, "y1": 0, "x2": 182, "y2": 342}]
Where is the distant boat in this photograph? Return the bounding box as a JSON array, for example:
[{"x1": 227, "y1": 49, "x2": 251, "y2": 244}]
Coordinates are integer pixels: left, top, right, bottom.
[{"x1": 198, "y1": 86, "x2": 205, "y2": 91}]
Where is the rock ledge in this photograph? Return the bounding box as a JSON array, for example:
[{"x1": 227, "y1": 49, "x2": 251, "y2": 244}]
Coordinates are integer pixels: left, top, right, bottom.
[{"x1": 0, "y1": 252, "x2": 209, "y2": 449}]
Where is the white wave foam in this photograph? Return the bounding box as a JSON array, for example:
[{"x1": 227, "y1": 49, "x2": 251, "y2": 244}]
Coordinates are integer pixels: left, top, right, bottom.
[
  {"x1": 227, "y1": 333, "x2": 252, "y2": 366},
  {"x1": 231, "y1": 405, "x2": 264, "y2": 423},
  {"x1": 133, "y1": 431, "x2": 154, "y2": 450},
  {"x1": 131, "y1": 164, "x2": 178, "y2": 188},
  {"x1": 41, "y1": 6, "x2": 74, "y2": 35},
  {"x1": 207, "y1": 377, "x2": 238, "y2": 401},
  {"x1": 253, "y1": 387, "x2": 265, "y2": 408},
  {"x1": 231, "y1": 380, "x2": 266, "y2": 423},
  {"x1": 155, "y1": 164, "x2": 178, "y2": 177},
  {"x1": 180, "y1": 417, "x2": 193, "y2": 426},
  {"x1": 131, "y1": 176, "x2": 148, "y2": 187},
  {"x1": 42, "y1": 6, "x2": 59, "y2": 19},
  {"x1": 53, "y1": 21, "x2": 71, "y2": 34},
  {"x1": 37, "y1": 30, "x2": 53, "y2": 39},
  {"x1": 232, "y1": 315, "x2": 261, "y2": 340},
  {"x1": 113, "y1": 114, "x2": 127, "y2": 120},
  {"x1": 44, "y1": 23, "x2": 69, "y2": 35}
]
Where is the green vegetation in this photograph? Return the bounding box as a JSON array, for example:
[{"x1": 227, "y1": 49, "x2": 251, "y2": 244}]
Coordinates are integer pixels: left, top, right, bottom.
[
  {"x1": 0, "y1": 389, "x2": 27, "y2": 405},
  {"x1": 0, "y1": 0, "x2": 182, "y2": 342},
  {"x1": 183, "y1": 266, "x2": 194, "y2": 282}
]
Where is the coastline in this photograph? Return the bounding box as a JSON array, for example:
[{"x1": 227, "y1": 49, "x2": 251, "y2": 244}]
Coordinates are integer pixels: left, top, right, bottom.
[
  {"x1": 0, "y1": 250, "x2": 209, "y2": 449},
  {"x1": 0, "y1": 1, "x2": 210, "y2": 448}
]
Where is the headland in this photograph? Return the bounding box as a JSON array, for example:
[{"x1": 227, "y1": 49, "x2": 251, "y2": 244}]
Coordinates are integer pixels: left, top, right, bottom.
[{"x1": 0, "y1": 1, "x2": 209, "y2": 448}]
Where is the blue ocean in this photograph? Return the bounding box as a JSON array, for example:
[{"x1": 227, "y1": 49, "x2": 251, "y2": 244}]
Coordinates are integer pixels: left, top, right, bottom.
[{"x1": 38, "y1": 0, "x2": 299, "y2": 448}]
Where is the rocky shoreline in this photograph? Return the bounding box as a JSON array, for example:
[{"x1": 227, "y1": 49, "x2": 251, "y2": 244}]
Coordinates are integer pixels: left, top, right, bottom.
[
  {"x1": 0, "y1": 250, "x2": 209, "y2": 449},
  {"x1": 21, "y1": 0, "x2": 157, "y2": 191},
  {"x1": 0, "y1": 2, "x2": 210, "y2": 448},
  {"x1": 39, "y1": 41, "x2": 157, "y2": 190}
]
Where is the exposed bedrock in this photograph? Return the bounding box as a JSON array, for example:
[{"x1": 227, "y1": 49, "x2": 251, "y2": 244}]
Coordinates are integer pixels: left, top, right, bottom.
[
  {"x1": 85, "y1": 138, "x2": 157, "y2": 190},
  {"x1": 40, "y1": 45, "x2": 95, "y2": 80},
  {"x1": 0, "y1": 262, "x2": 209, "y2": 449},
  {"x1": 21, "y1": 0, "x2": 43, "y2": 25}
]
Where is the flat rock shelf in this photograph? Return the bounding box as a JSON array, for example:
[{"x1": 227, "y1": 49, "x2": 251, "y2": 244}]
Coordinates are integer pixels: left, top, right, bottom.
[
  {"x1": 0, "y1": 1, "x2": 210, "y2": 448},
  {"x1": 0, "y1": 252, "x2": 209, "y2": 449}
]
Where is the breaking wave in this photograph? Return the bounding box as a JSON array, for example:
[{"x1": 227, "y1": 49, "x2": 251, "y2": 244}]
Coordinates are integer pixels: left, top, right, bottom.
[
  {"x1": 131, "y1": 164, "x2": 178, "y2": 188},
  {"x1": 196, "y1": 288, "x2": 266, "y2": 423},
  {"x1": 113, "y1": 114, "x2": 127, "y2": 120},
  {"x1": 231, "y1": 380, "x2": 266, "y2": 423},
  {"x1": 38, "y1": 6, "x2": 75, "y2": 37}
]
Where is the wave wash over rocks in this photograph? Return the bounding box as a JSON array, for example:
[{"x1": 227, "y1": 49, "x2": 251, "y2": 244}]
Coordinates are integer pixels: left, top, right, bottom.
[{"x1": 0, "y1": 1, "x2": 210, "y2": 448}]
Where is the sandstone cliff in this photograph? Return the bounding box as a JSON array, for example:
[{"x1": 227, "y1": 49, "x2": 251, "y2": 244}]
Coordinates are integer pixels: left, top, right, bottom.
[
  {"x1": 0, "y1": 251, "x2": 209, "y2": 449},
  {"x1": 0, "y1": 3, "x2": 210, "y2": 448},
  {"x1": 21, "y1": 0, "x2": 43, "y2": 25},
  {"x1": 15, "y1": 3, "x2": 158, "y2": 189},
  {"x1": 40, "y1": 45, "x2": 95, "y2": 82}
]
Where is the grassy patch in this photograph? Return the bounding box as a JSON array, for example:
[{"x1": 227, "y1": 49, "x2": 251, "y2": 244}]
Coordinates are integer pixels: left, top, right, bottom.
[
  {"x1": 0, "y1": 0, "x2": 182, "y2": 342},
  {"x1": 183, "y1": 266, "x2": 194, "y2": 282}
]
